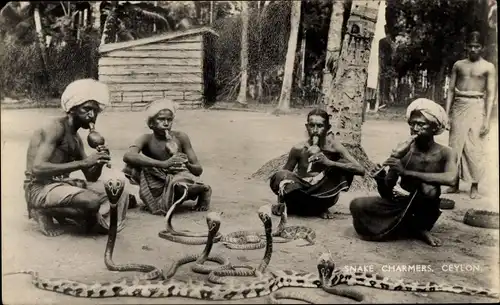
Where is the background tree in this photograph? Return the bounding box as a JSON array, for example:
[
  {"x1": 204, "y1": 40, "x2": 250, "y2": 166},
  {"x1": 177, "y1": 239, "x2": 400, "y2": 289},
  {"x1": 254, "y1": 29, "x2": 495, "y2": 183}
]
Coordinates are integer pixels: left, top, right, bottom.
[
  {"x1": 275, "y1": 0, "x2": 302, "y2": 113},
  {"x1": 236, "y1": 1, "x2": 249, "y2": 106}
]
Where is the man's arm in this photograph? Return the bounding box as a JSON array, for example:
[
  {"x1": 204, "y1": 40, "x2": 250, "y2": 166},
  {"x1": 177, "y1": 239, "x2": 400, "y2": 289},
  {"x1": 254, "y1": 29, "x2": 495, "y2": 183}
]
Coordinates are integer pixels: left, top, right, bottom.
[
  {"x1": 323, "y1": 140, "x2": 365, "y2": 176},
  {"x1": 484, "y1": 62, "x2": 497, "y2": 125},
  {"x1": 177, "y1": 132, "x2": 203, "y2": 176},
  {"x1": 401, "y1": 148, "x2": 458, "y2": 186},
  {"x1": 31, "y1": 122, "x2": 88, "y2": 177},
  {"x1": 283, "y1": 146, "x2": 300, "y2": 172},
  {"x1": 123, "y1": 134, "x2": 170, "y2": 169},
  {"x1": 445, "y1": 62, "x2": 458, "y2": 115}
]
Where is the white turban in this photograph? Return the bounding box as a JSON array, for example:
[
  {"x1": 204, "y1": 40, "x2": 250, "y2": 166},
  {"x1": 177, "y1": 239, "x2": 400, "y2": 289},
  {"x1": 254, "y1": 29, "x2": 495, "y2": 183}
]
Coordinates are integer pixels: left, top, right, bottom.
[
  {"x1": 406, "y1": 98, "x2": 449, "y2": 135},
  {"x1": 61, "y1": 79, "x2": 110, "y2": 112},
  {"x1": 145, "y1": 99, "x2": 178, "y2": 123}
]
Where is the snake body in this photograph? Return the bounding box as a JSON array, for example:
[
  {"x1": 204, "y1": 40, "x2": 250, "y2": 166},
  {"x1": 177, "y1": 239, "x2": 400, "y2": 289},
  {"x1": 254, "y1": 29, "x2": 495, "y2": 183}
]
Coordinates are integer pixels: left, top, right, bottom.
[
  {"x1": 317, "y1": 253, "x2": 499, "y2": 299},
  {"x1": 208, "y1": 205, "x2": 275, "y2": 285},
  {"x1": 163, "y1": 212, "x2": 232, "y2": 279},
  {"x1": 158, "y1": 183, "x2": 222, "y2": 245},
  {"x1": 222, "y1": 203, "x2": 315, "y2": 250},
  {"x1": 4, "y1": 204, "x2": 322, "y2": 301},
  {"x1": 103, "y1": 179, "x2": 163, "y2": 280}
]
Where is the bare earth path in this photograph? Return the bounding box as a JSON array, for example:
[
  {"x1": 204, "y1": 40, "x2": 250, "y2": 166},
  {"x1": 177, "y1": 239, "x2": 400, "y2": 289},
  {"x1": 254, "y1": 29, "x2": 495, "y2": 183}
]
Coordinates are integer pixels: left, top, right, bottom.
[{"x1": 1, "y1": 109, "x2": 499, "y2": 304}]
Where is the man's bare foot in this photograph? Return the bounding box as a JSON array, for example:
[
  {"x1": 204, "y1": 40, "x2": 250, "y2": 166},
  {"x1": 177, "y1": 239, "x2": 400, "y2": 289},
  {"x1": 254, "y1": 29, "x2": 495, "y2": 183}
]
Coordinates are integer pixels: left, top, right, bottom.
[
  {"x1": 320, "y1": 210, "x2": 336, "y2": 219},
  {"x1": 470, "y1": 184, "x2": 481, "y2": 199},
  {"x1": 444, "y1": 186, "x2": 460, "y2": 194},
  {"x1": 33, "y1": 211, "x2": 65, "y2": 237},
  {"x1": 192, "y1": 185, "x2": 211, "y2": 211},
  {"x1": 417, "y1": 230, "x2": 442, "y2": 247}
]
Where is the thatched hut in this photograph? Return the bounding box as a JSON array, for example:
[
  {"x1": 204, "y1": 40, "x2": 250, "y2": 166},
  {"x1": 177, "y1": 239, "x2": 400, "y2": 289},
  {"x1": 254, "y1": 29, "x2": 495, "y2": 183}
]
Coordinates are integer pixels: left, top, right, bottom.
[{"x1": 98, "y1": 27, "x2": 218, "y2": 110}]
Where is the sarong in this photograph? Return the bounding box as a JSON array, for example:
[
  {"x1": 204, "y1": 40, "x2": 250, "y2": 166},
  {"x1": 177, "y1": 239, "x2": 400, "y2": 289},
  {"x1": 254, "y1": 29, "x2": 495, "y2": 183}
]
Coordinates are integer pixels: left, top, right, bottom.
[
  {"x1": 124, "y1": 165, "x2": 205, "y2": 215},
  {"x1": 449, "y1": 88, "x2": 486, "y2": 183},
  {"x1": 23, "y1": 176, "x2": 129, "y2": 233},
  {"x1": 269, "y1": 168, "x2": 354, "y2": 216},
  {"x1": 350, "y1": 191, "x2": 441, "y2": 241}
]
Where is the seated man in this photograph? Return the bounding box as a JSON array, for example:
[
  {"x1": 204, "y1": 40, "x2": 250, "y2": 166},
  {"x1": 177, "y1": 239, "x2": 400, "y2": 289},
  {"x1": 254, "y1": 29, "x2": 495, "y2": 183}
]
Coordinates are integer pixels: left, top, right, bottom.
[
  {"x1": 24, "y1": 79, "x2": 130, "y2": 237},
  {"x1": 123, "y1": 99, "x2": 211, "y2": 215},
  {"x1": 350, "y1": 98, "x2": 458, "y2": 247},
  {"x1": 269, "y1": 108, "x2": 365, "y2": 219}
]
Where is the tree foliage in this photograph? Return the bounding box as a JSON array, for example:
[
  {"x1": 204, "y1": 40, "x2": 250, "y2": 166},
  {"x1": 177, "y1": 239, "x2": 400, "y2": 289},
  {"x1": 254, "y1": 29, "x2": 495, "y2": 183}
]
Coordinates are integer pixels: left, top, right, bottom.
[{"x1": 386, "y1": 0, "x2": 490, "y2": 77}]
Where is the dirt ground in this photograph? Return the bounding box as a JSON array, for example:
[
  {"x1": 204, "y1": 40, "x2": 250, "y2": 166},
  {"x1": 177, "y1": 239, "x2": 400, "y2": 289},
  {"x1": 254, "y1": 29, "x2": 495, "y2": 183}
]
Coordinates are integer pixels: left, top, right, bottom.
[{"x1": 1, "y1": 108, "x2": 499, "y2": 304}]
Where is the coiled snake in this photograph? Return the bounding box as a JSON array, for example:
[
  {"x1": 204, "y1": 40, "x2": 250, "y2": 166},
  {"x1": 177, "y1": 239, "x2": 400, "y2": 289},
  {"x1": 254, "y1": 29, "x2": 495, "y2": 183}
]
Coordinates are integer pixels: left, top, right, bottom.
[
  {"x1": 222, "y1": 203, "x2": 316, "y2": 250},
  {"x1": 5, "y1": 179, "x2": 497, "y2": 302},
  {"x1": 158, "y1": 182, "x2": 222, "y2": 245}
]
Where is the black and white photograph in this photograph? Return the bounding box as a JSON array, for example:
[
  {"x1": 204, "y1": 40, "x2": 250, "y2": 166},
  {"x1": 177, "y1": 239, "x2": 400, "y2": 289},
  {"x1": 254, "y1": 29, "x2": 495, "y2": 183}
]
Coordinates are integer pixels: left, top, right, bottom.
[{"x1": 1, "y1": 0, "x2": 498, "y2": 303}]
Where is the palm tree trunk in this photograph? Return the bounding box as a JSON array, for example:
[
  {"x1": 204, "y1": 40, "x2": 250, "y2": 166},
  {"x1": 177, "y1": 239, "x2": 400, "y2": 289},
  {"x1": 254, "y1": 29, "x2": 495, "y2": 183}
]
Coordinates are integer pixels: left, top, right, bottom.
[
  {"x1": 275, "y1": 0, "x2": 301, "y2": 112},
  {"x1": 33, "y1": 5, "x2": 47, "y2": 69},
  {"x1": 321, "y1": 0, "x2": 345, "y2": 103},
  {"x1": 91, "y1": 1, "x2": 101, "y2": 32},
  {"x1": 326, "y1": 0, "x2": 380, "y2": 190},
  {"x1": 237, "y1": 0, "x2": 249, "y2": 105}
]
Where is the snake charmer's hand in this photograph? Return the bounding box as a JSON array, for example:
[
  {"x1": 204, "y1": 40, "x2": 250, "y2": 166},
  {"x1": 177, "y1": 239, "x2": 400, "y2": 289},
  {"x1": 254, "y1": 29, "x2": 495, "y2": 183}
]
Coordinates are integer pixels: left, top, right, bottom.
[
  {"x1": 83, "y1": 151, "x2": 111, "y2": 167},
  {"x1": 369, "y1": 163, "x2": 386, "y2": 178},
  {"x1": 96, "y1": 144, "x2": 110, "y2": 155},
  {"x1": 479, "y1": 122, "x2": 490, "y2": 137},
  {"x1": 309, "y1": 152, "x2": 329, "y2": 166},
  {"x1": 163, "y1": 155, "x2": 188, "y2": 170},
  {"x1": 383, "y1": 157, "x2": 405, "y2": 175}
]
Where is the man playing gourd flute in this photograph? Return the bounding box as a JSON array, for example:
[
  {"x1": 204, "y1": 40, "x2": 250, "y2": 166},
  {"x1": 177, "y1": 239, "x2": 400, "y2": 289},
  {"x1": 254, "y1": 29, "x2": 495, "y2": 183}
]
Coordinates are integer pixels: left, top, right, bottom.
[
  {"x1": 269, "y1": 108, "x2": 365, "y2": 219},
  {"x1": 24, "y1": 79, "x2": 130, "y2": 237},
  {"x1": 123, "y1": 99, "x2": 212, "y2": 215},
  {"x1": 350, "y1": 98, "x2": 458, "y2": 247}
]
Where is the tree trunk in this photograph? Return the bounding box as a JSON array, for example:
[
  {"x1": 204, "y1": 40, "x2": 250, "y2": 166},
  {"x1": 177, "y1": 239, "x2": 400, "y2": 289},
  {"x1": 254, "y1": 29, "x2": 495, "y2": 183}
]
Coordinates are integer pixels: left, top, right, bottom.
[
  {"x1": 325, "y1": 1, "x2": 380, "y2": 190},
  {"x1": 91, "y1": 1, "x2": 101, "y2": 32},
  {"x1": 251, "y1": 1, "x2": 381, "y2": 192},
  {"x1": 237, "y1": 1, "x2": 249, "y2": 105},
  {"x1": 275, "y1": 0, "x2": 301, "y2": 113},
  {"x1": 257, "y1": 0, "x2": 263, "y2": 103},
  {"x1": 33, "y1": 5, "x2": 47, "y2": 69},
  {"x1": 321, "y1": 0, "x2": 345, "y2": 103}
]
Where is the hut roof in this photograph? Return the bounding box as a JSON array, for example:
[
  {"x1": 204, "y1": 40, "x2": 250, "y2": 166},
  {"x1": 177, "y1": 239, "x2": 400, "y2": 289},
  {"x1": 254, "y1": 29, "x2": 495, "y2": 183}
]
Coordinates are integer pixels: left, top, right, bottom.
[{"x1": 99, "y1": 27, "x2": 218, "y2": 54}]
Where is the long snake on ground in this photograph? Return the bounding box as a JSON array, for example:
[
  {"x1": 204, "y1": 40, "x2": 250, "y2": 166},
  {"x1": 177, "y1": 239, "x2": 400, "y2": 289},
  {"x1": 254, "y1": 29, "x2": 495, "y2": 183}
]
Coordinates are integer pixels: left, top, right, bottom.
[
  {"x1": 3, "y1": 199, "x2": 323, "y2": 301},
  {"x1": 5, "y1": 179, "x2": 497, "y2": 302},
  {"x1": 158, "y1": 182, "x2": 223, "y2": 245},
  {"x1": 317, "y1": 253, "x2": 499, "y2": 299}
]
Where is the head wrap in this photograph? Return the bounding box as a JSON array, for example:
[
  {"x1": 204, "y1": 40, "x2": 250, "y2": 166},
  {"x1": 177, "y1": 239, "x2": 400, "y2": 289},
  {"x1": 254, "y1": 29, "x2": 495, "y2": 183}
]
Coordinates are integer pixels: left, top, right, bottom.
[
  {"x1": 145, "y1": 99, "x2": 178, "y2": 123},
  {"x1": 61, "y1": 79, "x2": 110, "y2": 112},
  {"x1": 406, "y1": 98, "x2": 449, "y2": 135}
]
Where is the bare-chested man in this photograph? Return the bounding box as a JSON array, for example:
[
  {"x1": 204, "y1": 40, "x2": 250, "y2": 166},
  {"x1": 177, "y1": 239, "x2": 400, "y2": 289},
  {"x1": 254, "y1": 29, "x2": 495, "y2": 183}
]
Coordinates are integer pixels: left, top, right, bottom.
[
  {"x1": 269, "y1": 108, "x2": 365, "y2": 219},
  {"x1": 24, "y1": 79, "x2": 130, "y2": 237},
  {"x1": 123, "y1": 99, "x2": 211, "y2": 215},
  {"x1": 350, "y1": 98, "x2": 458, "y2": 247},
  {"x1": 445, "y1": 31, "x2": 497, "y2": 199}
]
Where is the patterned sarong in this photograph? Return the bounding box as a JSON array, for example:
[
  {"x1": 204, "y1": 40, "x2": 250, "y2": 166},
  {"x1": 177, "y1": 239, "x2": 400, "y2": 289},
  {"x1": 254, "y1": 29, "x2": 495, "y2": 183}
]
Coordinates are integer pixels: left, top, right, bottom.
[
  {"x1": 449, "y1": 88, "x2": 486, "y2": 183},
  {"x1": 269, "y1": 168, "x2": 354, "y2": 216},
  {"x1": 128, "y1": 166, "x2": 202, "y2": 215}
]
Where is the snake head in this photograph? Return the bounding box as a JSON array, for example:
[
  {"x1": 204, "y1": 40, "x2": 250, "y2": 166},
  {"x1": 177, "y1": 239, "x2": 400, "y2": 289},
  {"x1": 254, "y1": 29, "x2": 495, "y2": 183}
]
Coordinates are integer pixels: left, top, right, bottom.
[
  {"x1": 317, "y1": 252, "x2": 335, "y2": 285},
  {"x1": 206, "y1": 212, "x2": 222, "y2": 233},
  {"x1": 104, "y1": 178, "x2": 125, "y2": 205}
]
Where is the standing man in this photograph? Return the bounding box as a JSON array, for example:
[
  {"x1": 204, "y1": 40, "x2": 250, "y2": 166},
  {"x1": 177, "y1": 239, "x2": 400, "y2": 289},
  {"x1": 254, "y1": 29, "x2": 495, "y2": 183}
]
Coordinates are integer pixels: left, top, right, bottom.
[
  {"x1": 445, "y1": 31, "x2": 497, "y2": 199},
  {"x1": 24, "y1": 79, "x2": 130, "y2": 236}
]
